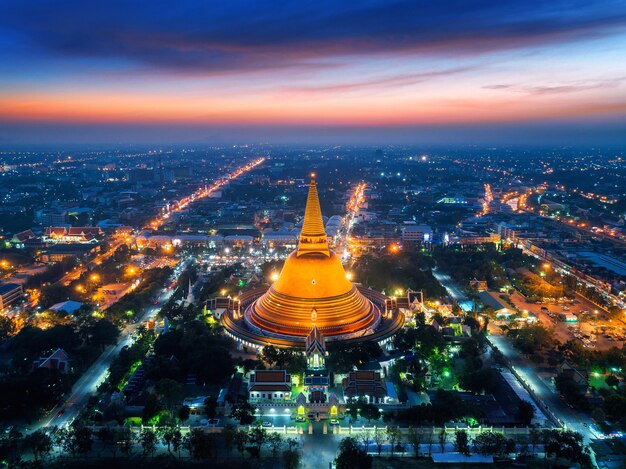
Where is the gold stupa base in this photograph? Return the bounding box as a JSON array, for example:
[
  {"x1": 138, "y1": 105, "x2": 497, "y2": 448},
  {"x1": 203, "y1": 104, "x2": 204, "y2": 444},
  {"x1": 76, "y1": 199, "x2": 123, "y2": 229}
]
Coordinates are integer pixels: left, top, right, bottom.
[{"x1": 222, "y1": 285, "x2": 404, "y2": 349}]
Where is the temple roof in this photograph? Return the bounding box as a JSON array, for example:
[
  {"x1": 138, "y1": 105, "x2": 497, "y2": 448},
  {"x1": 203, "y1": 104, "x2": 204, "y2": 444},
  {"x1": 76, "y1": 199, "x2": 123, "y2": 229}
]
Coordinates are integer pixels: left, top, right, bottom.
[{"x1": 297, "y1": 174, "x2": 330, "y2": 257}]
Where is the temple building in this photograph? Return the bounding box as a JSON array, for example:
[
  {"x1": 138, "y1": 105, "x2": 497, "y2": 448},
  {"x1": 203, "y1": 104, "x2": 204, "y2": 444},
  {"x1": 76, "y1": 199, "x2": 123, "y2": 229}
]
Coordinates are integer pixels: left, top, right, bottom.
[
  {"x1": 305, "y1": 326, "x2": 326, "y2": 370},
  {"x1": 248, "y1": 370, "x2": 292, "y2": 403},
  {"x1": 223, "y1": 174, "x2": 403, "y2": 348}
]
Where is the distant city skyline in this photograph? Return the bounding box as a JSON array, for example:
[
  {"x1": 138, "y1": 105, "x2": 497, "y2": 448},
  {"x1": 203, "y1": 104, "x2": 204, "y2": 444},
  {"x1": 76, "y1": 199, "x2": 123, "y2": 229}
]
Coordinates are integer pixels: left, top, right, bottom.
[{"x1": 1, "y1": 1, "x2": 626, "y2": 145}]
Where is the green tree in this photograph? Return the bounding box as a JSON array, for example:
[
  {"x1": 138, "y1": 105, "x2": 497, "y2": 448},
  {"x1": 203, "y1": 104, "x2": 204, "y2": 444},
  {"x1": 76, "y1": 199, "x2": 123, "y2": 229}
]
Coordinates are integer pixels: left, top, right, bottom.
[
  {"x1": 515, "y1": 400, "x2": 535, "y2": 426},
  {"x1": 140, "y1": 429, "x2": 157, "y2": 458},
  {"x1": 454, "y1": 430, "x2": 470, "y2": 456},
  {"x1": 118, "y1": 428, "x2": 133, "y2": 457},
  {"x1": 336, "y1": 437, "x2": 372, "y2": 469},
  {"x1": 407, "y1": 426, "x2": 422, "y2": 458},
  {"x1": 387, "y1": 425, "x2": 402, "y2": 456},
  {"x1": 374, "y1": 427, "x2": 386, "y2": 456},
  {"x1": 438, "y1": 428, "x2": 447, "y2": 454},
  {"x1": 161, "y1": 427, "x2": 176, "y2": 453},
  {"x1": 96, "y1": 427, "x2": 115, "y2": 457},
  {"x1": 171, "y1": 429, "x2": 183, "y2": 459},
  {"x1": 23, "y1": 430, "x2": 52, "y2": 462},
  {"x1": 248, "y1": 426, "x2": 268, "y2": 458},
  {"x1": 282, "y1": 448, "x2": 301, "y2": 469},
  {"x1": 268, "y1": 432, "x2": 283, "y2": 457},
  {"x1": 473, "y1": 431, "x2": 508, "y2": 457},
  {"x1": 234, "y1": 429, "x2": 248, "y2": 455},
  {"x1": 155, "y1": 378, "x2": 184, "y2": 414},
  {"x1": 359, "y1": 401, "x2": 381, "y2": 423},
  {"x1": 222, "y1": 423, "x2": 237, "y2": 457},
  {"x1": 231, "y1": 401, "x2": 255, "y2": 425},
  {"x1": 543, "y1": 429, "x2": 590, "y2": 465},
  {"x1": 204, "y1": 396, "x2": 218, "y2": 418},
  {"x1": 529, "y1": 428, "x2": 541, "y2": 457},
  {"x1": 178, "y1": 405, "x2": 191, "y2": 422}
]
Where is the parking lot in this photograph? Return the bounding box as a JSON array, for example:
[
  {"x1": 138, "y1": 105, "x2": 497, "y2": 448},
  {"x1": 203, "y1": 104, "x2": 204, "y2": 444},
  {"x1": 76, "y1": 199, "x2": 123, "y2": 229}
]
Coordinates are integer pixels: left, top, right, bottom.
[{"x1": 507, "y1": 289, "x2": 625, "y2": 350}]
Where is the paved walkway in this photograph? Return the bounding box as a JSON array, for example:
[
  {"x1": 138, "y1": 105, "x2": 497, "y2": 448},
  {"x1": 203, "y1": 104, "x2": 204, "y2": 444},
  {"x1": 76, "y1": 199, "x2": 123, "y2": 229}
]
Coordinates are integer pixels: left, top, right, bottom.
[{"x1": 300, "y1": 423, "x2": 339, "y2": 469}]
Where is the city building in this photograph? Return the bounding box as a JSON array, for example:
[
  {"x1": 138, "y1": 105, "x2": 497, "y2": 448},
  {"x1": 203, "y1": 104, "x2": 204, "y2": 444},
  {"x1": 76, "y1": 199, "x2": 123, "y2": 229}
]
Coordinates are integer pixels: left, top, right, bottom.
[
  {"x1": 43, "y1": 226, "x2": 103, "y2": 244},
  {"x1": 401, "y1": 224, "x2": 433, "y2": 243},
  {"x1": 248, "y1": 370, "x2": 292, "y2": 402},
  {"x1": 342, "y1": 370, "x2": 388, "y2": 404},
  {"x1": 9, "y1": 229, "x2": 37, "y2": 248},
  {"x1": 33, "y1": 348, "x2": 70, "y2": 372},
  {"x1": 0, "y1": 282, "x2": 23, "y2": 310}
]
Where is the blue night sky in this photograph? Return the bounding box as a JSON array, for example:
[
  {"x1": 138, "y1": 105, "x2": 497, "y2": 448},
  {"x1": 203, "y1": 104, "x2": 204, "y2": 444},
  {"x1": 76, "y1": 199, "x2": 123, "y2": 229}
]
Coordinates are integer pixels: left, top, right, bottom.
[{"x1": 1, "y1": 1, "x2": 625, "y2": 145}]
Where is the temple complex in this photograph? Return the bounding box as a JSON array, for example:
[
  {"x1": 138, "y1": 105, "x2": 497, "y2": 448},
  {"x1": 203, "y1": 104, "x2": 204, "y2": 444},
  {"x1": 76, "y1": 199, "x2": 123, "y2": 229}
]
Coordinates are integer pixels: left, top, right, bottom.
[{"x1": 222, "y1": 174, "x2": 403, "y2": 348}]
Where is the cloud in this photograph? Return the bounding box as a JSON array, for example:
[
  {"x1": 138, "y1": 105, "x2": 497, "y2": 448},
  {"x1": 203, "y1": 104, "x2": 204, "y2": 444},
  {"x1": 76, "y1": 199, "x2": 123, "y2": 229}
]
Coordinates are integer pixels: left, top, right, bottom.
[
  {"x1": 282, "y1": 66, "x2": 478, "y2": 95},
  {"x1": 483, "y1": 78, "x2": 625, "y2": 95},
  {"x1": 2, "y1": 0, "x2": 626, "y2": 74}
]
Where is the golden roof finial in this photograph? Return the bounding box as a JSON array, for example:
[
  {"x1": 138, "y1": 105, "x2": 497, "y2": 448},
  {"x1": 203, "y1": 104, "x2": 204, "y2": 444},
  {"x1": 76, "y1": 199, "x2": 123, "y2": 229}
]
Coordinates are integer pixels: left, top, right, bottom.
[{"x1": 297, "y1": 174, "x2": 330, "y2": 257}]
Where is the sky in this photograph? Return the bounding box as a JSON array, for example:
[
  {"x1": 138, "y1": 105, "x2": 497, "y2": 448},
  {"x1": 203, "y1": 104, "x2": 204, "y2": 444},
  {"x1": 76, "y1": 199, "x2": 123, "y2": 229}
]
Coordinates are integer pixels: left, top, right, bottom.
[{"x1": 1, "y1": 0, "x2": 626, "y2": 146}]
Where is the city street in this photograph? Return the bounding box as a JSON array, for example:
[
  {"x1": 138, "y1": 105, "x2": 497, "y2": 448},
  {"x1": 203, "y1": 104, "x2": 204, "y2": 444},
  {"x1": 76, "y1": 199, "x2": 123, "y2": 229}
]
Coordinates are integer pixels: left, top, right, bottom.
[
  {"x1": 35, "y1": 259, "x2": 188, "y2": 430},
  {"x1": 435, "y1": 269, "x2": 601, "y2": 445}
]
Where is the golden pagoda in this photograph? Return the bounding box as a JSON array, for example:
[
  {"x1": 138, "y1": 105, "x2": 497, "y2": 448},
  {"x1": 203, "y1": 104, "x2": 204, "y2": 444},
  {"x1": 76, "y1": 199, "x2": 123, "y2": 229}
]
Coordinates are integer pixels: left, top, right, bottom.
[{"x1": 247, "y1": 174, "x2": 380, "y2": 338}]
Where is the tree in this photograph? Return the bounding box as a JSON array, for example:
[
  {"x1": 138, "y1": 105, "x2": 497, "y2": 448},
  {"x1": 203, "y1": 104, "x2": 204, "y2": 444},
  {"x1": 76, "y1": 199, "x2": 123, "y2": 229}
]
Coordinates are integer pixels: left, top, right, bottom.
[
  {"x1": 543, "y1": 429, "x2": 590, "y2": 465},
  {"x1": 231, "y1": 401, "x2": 255, "y2": 425},
  {"x1": 96, "y1": 427, "x2": 115, "y2": 457},
  {"x1": 118, "y1": 428, "x2": 133, "y2": 457},
  {"x1": 268, "y1": 432, "x2": 283, "y2": 457},
  {"x1": 171, "y1": 429, "x2": 183, "y2": 459},
  {"x1": 359, "y1": 428, "x2": 372, "y2": 453},
  {"x1": 386, "y1": 425, "x2": 402, "y2": 456},
  {"x1": 58, "y1": 424, "x2": 93, "y2": 458},
  {"x1": 373, "y1": 428, "x2": 386, "y2": 456},
  {"x1": 473, "y1": 431, "x2": 508, "y2": 457},
  {"x1": 605, "y1": 374, "x2": 619, "y2": 387},
  {"x1": 162, "y1": 427, "x2": 176, "y2": 453},
  {"x1": 529, "y1": 428, "x2": 541, "y2": 457},
  {"x1": 283, "y1": 448, "x2": 301, "y2": 469},
  {"x1": 248, "y1": 426, "x2": 268, "y2": 458},
  {"x1": 438, "y1": 428, "x2": 447, "y2": 454},
  {"x1": 184, "y1": 428, "x2": 214, "y2": 459},
  {"x1": 359, "y1": 402, "x2": 381, "y2": 423},
  {"x1": 204, "y1": 396, "x2": 218, "y2": 418},
  {"x1": 178, "y1": 405, "x2": 190, "y2": 423},
  {"x1": 407, "y1": 426, "x2": 422, "y2": 458},
  {"x1": 140, "y1": 429, "x2": 157, "y2": 458},
  {"x1": 454, "y1": 430, "x2": 470, "y2": 456},
  {"x1": 234, "y1": 429, "x2": 248, "y2": 455},
  {"x1": 336, "y1": 437, "x2": 372, "y2": 469},
  {"x1": 222, "y1": 424, "x2": 237, "y2": 457},
  {"x1": 515, "y1": 400, "x2": 535, "y2": 427},
  {"x1": 24, "y1": 430, "x2": 52, "y2": 462},
  {"x1": 155, "y1": 378, "x2": 184, "y2": 413},
  {"x1": 88, "y1": 319, "x2": 120, "y2": 350}
]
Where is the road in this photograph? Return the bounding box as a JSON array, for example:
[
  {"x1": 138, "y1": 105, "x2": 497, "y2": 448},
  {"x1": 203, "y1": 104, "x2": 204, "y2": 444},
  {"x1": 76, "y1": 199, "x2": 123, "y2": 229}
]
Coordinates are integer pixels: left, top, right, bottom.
[
  {"x1": 431, "y1": 269, "x2": 475, "y2": 312},
  {"x1": 37, "y1": 258, "x2": 191, "y2": 430},
  {"x1": 434, "y1": 268, "x2": 600, "y2": 446}
]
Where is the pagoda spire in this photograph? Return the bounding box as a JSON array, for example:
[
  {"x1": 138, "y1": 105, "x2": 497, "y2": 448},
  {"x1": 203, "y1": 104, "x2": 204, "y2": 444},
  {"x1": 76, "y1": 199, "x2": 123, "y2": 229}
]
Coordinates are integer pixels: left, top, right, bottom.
[{"x1": 297, "y1": 174, "x2": 330, "y2": 257}]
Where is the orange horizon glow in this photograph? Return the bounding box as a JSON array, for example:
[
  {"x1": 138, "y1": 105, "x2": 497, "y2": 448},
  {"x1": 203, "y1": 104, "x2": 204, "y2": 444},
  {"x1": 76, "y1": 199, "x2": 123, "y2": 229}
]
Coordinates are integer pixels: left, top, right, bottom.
[{"x1": 3, "y1": 91, "x2": 625, "y2": 127}]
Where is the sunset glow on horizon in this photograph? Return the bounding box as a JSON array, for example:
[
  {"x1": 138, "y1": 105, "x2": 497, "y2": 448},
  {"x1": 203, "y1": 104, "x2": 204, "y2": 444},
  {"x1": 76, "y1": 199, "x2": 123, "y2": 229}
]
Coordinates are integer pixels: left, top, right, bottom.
[{"x1": 1, "y1": 1, "x2": 625, "y2": 144}]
